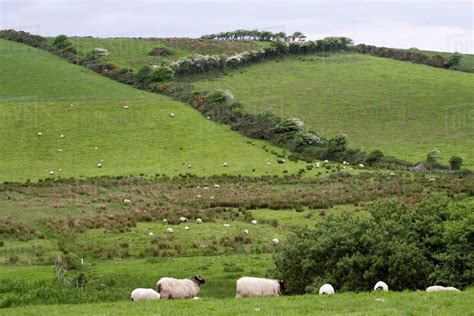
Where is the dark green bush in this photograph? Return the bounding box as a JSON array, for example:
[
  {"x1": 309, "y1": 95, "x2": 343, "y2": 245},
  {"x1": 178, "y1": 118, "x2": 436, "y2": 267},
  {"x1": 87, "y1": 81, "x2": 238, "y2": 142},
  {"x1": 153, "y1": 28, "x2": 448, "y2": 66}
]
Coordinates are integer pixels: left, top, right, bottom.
[
  {"x1": 273, "y1": 199, "x2": 473, "y2": 293},
  {"x1": 366, "y1": 149, "x2": 384, "y2": 166},
  {"x1": 449, "y1": 156, "x2": 463, "y2": 170}
]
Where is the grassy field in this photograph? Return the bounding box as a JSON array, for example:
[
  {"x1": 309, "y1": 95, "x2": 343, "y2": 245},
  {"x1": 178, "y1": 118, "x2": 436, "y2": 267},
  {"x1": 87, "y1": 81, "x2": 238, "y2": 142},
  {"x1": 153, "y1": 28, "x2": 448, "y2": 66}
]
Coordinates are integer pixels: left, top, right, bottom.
[
  {"x1": 194, "y1": 53, "x2": 474, "y2": 167},
  {"x1": 0, "y1": 39, "x2": 308, "y2": 182},
  {"x1": 67, "y1": 37, "x2": 268, "y2": 70}
]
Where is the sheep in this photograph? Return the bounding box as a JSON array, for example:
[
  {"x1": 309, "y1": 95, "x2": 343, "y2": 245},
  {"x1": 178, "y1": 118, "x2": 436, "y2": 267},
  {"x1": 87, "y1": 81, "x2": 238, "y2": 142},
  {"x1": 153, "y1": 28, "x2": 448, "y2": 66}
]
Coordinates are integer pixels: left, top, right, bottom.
[
  {"x1": 235, "y1": 277, "x2": 284, "y2": 298},
  {"x1": 243, "y1": 229, "x2": 249, "y2": 235},
  {"x1": 123, "y1": 199, "x2": 132, "y2": 205},
  {"x1": 58, "y1": 149, "x2": 63, "y2": 152},
  {"x1": 131, "y1": 288, "x2": 161, "y2": 301},
  {"x1": 97, "y1": 163, "x2": 103, "y2": 168},
  {"x1": 70, "y1": 104, "x2": 74, "y2": 107},
  {"x1": 49, "y1": 170, "x2": 54, "y2": 175},
  {"x1": 166, "y1": 228, "x2": 174, "y2": 234},
  {"x1": 374, "y1": 281, "x2": 388, "y2": 292},
  {"x1": 170, "y1": 112, "x2": 175, "y2": 118},
  {"x1": 196, "y1": 194, "x2": 202, "y2": 198},
  {"x1": 267, "y1": 162, "x2": 271, "y2": 165},
  {"x1": 123, "y1": 105, "x2": 129, "y2": 109},
  {"x1": 184, "y1": 226, "x2": 190, "y2": 230},
  {"x1": 358, "y1": 163, "x2": 365, "y2": 168},
  {"x1": 272, "y1": 238, "x2": 280, "y2": 246},
  {"x1": 323, "y1": 160, "x2": 329, "y2": 163},
  {"x1": 60, "y1": 134, "x2": 65, "y2": 139},
  {"x1": 95, "y1": 147, "x2": 98, "y2": 150},
  {"x1": 213, "y1": 184, "x2": 220, "y2": 188},
  {"x1": 156, "y1": 275, "x2": 205, "y2": 299},
  {"x1": 196, "y1": 218, "x2": 202, "y2": 224},
  {"x1": 251, "y1": 220, "x2": 257, "y2": 225},
  {"x1": 223, "y1": 224, "x2": 230, "y2": 228},
  {"x1": 162, "y1": 219, "x2": 167, "y2": 223},
  {"x1": 319, "y1": 284, "x2": 335, "y2": 295},
  {"x1": 148, "y1": 232, "x2": 154, "y2": 236},
  {"x1": 210, "y1": 196, "x2": 215, "y2": 200},
  {"x1": 223, "y1": 162, "x2": 229, "y2": 167},
  {"x1": 179, "y1": 216, "x2": 188, "y2": 223},
  {"x1": 426, "y1": 285, "x2": 460, "y2": 292},
  {"x1": 389, "y1": 172, "x2": 396, "y2": 176},
  {"x1": 428, "y1": 178, "x2": 436, "y2": 182},
  {"x1": 37, "y1": 132, "x2": 43, "y2": 137},
  {"x1": 316, "y1": 162, "x2": 321, "y2": 168}
]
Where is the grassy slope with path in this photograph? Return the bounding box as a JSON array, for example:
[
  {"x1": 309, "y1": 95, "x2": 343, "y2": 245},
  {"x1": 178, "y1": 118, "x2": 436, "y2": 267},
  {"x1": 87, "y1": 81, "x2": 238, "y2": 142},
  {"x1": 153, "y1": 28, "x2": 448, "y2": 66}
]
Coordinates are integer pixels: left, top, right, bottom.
[
  {"x1": 0, "y1": 39, "x2": 306, "y2": 182},
  {"x1": 194, "y1": 53, "x2": 474, "y2": 166}
]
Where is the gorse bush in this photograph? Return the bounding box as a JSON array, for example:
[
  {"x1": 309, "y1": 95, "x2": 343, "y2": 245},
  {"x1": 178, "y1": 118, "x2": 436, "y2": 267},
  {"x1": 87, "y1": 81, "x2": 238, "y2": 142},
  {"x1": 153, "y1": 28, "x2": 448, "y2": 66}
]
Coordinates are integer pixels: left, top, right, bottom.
[{"x1": 273, "y1": 199, "x2": 474, "y2": 294}]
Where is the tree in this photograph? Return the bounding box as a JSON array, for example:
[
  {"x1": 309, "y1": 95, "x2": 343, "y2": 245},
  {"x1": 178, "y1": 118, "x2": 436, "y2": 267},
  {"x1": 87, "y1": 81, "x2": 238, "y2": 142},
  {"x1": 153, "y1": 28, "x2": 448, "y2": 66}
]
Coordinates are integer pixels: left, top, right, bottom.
[
  {"x1": 366, "y1": 149, "x2": 384, "y2": 166},
  {"x1": 446, "y1": 52, "x2": 463, "y2": 68},
  {"x1": 52, "y1": 34, "x2": 70, "y2": 49},
  {"x1": 449, "y1": 156, "x2": 463, "y2": 170}
]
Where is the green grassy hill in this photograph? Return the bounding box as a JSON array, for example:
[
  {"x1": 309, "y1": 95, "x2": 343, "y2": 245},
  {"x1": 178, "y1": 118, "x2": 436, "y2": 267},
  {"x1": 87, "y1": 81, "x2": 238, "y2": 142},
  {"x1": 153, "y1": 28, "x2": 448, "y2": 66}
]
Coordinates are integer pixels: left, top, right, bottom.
[
  {"x1": 67, "y1": 37, "x2": 268, "y2": 70},
  {"x1": 194, "y1": 53, "x2": 474, "y2": 166},
  {"x1": 0, "y1": 39, "x2": 305, "y2": 182}
]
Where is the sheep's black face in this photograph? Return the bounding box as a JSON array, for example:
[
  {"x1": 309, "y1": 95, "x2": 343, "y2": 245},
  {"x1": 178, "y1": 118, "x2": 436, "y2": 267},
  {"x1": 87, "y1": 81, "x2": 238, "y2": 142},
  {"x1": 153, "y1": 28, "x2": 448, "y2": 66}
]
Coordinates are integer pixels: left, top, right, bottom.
[
  {"x1": 192, "y1": 275, "x2": 205, "y2": 285},
  {"x1": 278, "y1": 280, "x2": 285, "y2": 293}
]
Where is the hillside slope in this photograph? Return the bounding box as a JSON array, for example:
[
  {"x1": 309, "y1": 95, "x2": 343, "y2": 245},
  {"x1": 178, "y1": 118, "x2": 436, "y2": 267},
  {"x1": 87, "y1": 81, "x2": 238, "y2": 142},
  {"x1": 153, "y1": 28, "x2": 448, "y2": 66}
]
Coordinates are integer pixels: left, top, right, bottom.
[
  {"x1": 194, "y1": 54, "x2": 474, "y2": 166},
  {"x1": 0, "y1": 39, "x2": 303, "y2": 182}
]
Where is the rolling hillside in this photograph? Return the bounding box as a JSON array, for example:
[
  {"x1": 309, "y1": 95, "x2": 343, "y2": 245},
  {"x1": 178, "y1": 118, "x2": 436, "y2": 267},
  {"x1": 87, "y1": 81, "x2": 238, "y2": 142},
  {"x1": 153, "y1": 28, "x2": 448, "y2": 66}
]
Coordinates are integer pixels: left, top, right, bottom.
[
  {"x1": 0, "y1": 39, "x2": 304, "y2": 182},
  {"x1": 194, "y1": 53, "x2": 474, "y2": 166},
  {"x1": 67, "y1": 37, "x2": 268, "y2": 70}
]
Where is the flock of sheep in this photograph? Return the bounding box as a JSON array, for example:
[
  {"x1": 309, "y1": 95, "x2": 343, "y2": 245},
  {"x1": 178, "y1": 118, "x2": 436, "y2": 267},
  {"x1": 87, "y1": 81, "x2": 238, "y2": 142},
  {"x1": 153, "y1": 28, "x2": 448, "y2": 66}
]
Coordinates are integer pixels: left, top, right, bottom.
[{"x1": 130, "y1": 278, "x2": 461, "y2": 301}]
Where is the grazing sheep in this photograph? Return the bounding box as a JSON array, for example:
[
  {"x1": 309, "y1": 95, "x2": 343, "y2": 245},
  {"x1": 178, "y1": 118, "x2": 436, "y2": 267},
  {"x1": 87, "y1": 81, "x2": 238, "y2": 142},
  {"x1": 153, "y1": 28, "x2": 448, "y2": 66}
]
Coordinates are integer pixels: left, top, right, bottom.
[
  {"x1": 272, "y1": 238, "x2": 280, "y2": 246},
  {"x1": 196, "y1": 194, "x2": 202, "y2": 198},
  {"x1": 206, "y1": 116, "x2": 210, "y2": 119},
  {"x1": 235, "y1": 277, "x2": 284, "y2": 298},
  {"x1": 316, "y1": 162, "x2": 320, "y2": 168},
  {"x1": 70, "y1": 104, "x2": 74, "y2": 107},
  {"x1": 58, "y1": 149, "x2": 63, "y2": 152},
  {"x1": 251, "y1": 220, "x2": 257, "y2": 225},
  {"x1": 428, "y1": 178, "x2": 435, "y2": 182},
  {"x1": 223, "y1": 162, "x2": 229, "y2": 167},
  {"x1": 170, "y1": 112, "x2": 175, "y2": 118},
  {"x1": 162, "y1": 219, "x2": 167, "y2": 223},
  {"x1": 179, "y1": 216, "x2": 188, "y2": 223},
  {"x1": 358, "y1": 164, "x2": 365, "y2": 168},
  {"x1": 389, "y1": 172, "x2": 396, "y2": 176},
  {"x1": 166, "y1": 228, "x2": 174, "y2": 234},
  {"x1": 210, "y1": 196, "x2": 215, "y2": 199},
  {"x1": 196, "y1": 218, "x2": 202, "y2": 224},
  {"x1": 213, "y1": 184, "x2": 220, "y2": 188},
  {"x1": 243, "y1": 229, "x2": 249, "y2": 235},
  {"x1": 374, "y1": 281, "x2": 388, "y2": 292},
  {"x1": 123, "y1": 199, "x2": 132, "y2": 205},
  {"x1": 148, "y1": 232, "x2": 154, "y2": 236},
  {"x1": 49, "y1": 171, "x2": 54, "y2": 175},
  {"x1": 267, "y1": 162, "x2": 271, "y2": 165},
  {"x1": 123, "y1": 105, "x2": 129, "y2": 109},
  {"x1": 156, "y1": 276, "x2": 205, "y2": 299},
  {"x1": 323, "y1": 160, "x2": 329, "y2": 163},
  {"x1": 97, "y1": 163, "x2": 103, "y2": 168},
  {"x1": 319, "y1": 284, "x2": 335, "y2": 295},
  {"x1": 131, "y1": 288, "x2": 161, "y2": 301},
  {"x1": 37, "y1": 132, "x2": 43, "y2": 137},
  {"x1": 223, "y1": 224, "x2": 230, "y2": 228},
  {"x1": 184, "y1": 226, "x2": 190, "y2": 230},
  {"x1": 95, "y1": 147, "x2": 98, "y2": 150},
  {"x1": 426, "y1": 285, "x2": 460, "y2": 292},
  {"x1": 60, "y1": 134, "x2": 65, "y2": 138}
]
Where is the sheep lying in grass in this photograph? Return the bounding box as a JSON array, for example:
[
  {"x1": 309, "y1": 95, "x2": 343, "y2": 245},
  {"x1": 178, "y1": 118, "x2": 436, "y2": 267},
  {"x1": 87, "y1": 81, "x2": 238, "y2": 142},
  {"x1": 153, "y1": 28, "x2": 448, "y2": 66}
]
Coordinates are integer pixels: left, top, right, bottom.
[
  {"x1": 374, "y1": 281, "x2": 388, "y2": 292},
  {"x1": 156, "y1": 275, "x2": 205, "y2": 299},
  {"x1": 272, "y1": 238, "x2": 280, "y2": 246},
  {"x1": 251, "y1": 220, "x2": 257, "y2": 225},
  {"x1": 235, "y1": 277, "x2": 284, "y2": 298},
  {"x1": 319, "y1": 284, "x2": 335, "y2": 295},
  {"x1": 426, "y1": 285, "x2": 460, "y2": 292},
  {"x1": 123, "y1": 199, "x2": 132, "y2": 205},
  {"x1": 166, "y1": 228, "x2": 174, "y2": 234},
  {"x1": 131, "y1": 288, "x2": 161, "y2": 301}
]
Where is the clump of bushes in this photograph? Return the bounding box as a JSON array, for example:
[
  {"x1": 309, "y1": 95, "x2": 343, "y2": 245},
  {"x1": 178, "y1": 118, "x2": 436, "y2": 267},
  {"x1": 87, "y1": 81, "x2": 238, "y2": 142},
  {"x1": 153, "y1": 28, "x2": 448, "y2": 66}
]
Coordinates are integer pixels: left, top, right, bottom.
[
  {"x1": 148, "y1": 47, "x2": 174, "y2": 56},
  {"x1": 273, "y1": 199, "x2": 473, "y2": 293}
]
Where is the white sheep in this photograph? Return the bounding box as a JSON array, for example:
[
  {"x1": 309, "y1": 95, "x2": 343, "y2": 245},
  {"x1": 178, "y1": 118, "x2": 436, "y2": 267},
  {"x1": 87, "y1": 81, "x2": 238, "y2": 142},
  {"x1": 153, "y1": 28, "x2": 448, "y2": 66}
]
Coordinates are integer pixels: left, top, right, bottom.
[
  {"x1": 223, "y1": 162, "x2": 229, "y2": 167},
  {"x1": 148, "y1": 232, "x2": 154, "y2": 236},
  {"x1": 156, "y1": 276, "x2": 205, "y2": 299},
  {"x1": 374, "y1": 281, "x2": 388, "y2": 292},
  {"x1": 251, "y1": 220, "x2": 257, "y2": 225},
  {"x1": 389, "y1": 172, "x2": 396, "y2": 176},
  {"x1": 235, "y1": 277, "x2": 284, "y2": 298},
  {"x1": 58, "y1": 149, "x2": 63, "y2": 152},
  {"x1": 131, "y1": 288, "x2": 161, "y2": 301},
  {"x1": 49, "y1": 170, "x2": 54, "y2": 175},
  {"x1": 358, "y1": 164, "x2": 365, "y2": 168},
  {"x1": 184, "y1": 226, "x2": 190, "y2": 230},
  {"x1": 323, "y1": 160, "x2": 329, "y2": 163},
  {"x1": 123, "y1": 105, "x2": 129, "y2": 109},
  {"x1": 166, "y1": 228, "x2": 174, "y2": 234},
  {"x1": 319, "y1": 284, "x2": 335, "y2": 295},
  {"x1": 170, "y1": 112, "x2": 175, "y2": 118},
  {"x1": 223, "y1": 224, "x2": 230, "y2": 228},
  {"x1": 97, "y1": 163, "x2": 103, "y2": 168},
  {"x1": 316, "y1": 163, "x2": 320, "y2": 168},
  {"x1": 196, "y1": 218, "x2": 202, "y2": 224},
  {"x1": 272, "y1": 238, "x2": 280, "y2": 246},
  {"x1": 37, "y1": 132, "x2": 43, "y2": 137},
  {"x1": 162, "y1": 219, "x2": 167, "y2": 223},
  {"x1": 426, "y1": 285, "x2": 460, "y2": 292},
  {"x1": 60, "y1": 134, "x2": 65, "y2": 139},
  {"x1": 243, "y1": 229, "x2": 249, "y2": 235},
  {"x1": 179, "y1": 216, "x2": 188, "y2": 222},
  {"x1": 210, "y1": 196, "x2": 215, "y2": 200},
  {"x1": 213, "y1": 184, "x2": 220, "y2": 188},
  {"x1": 123, "y1": 199, "x2": 132, "y2": 205}
]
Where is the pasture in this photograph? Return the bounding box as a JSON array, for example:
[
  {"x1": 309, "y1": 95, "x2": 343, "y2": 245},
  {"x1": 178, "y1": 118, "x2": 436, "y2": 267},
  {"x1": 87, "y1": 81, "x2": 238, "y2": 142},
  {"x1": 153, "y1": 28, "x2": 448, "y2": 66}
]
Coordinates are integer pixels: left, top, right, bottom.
[
  {"x1": 194, "y1": 53, "x2": 474, "y2": 166},
  {"x1": 0, "y1": 39, "x2": 306, "y2": 182}
]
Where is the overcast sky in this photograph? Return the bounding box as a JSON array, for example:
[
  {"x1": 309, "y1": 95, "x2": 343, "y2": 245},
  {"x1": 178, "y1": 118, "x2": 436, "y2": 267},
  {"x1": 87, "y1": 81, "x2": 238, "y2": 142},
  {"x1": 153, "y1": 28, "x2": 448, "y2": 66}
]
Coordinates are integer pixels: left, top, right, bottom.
[{"x1": 1, "y1": 0, "x2": 472, "y2": 53}]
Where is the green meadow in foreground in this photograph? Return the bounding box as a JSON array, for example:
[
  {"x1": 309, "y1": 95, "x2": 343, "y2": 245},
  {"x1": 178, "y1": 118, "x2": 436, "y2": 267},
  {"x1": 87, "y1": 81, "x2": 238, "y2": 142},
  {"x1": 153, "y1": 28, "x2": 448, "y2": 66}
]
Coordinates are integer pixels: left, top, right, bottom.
[
  {"x1": 194, "y1": 53, "x2": 474, "y2": 166},
  {"x1": 0, "y1": 39, "x2": 305, "y2": 182}
]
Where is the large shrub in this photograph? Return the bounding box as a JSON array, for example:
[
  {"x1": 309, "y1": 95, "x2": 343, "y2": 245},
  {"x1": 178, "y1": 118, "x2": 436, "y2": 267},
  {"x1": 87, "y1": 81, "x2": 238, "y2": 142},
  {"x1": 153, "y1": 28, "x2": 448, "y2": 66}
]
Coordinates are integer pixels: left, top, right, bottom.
[{"x1": 273, "y1": 199, "x2": 473, "y2": 293}]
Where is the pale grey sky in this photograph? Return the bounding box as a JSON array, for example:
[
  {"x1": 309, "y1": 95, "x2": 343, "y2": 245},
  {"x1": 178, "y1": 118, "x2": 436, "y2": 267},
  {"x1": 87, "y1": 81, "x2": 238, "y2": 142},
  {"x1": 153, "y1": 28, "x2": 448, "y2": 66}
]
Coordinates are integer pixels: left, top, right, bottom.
[{"x1": 1, "y1": 0, "x2": 472, "y2": 53}]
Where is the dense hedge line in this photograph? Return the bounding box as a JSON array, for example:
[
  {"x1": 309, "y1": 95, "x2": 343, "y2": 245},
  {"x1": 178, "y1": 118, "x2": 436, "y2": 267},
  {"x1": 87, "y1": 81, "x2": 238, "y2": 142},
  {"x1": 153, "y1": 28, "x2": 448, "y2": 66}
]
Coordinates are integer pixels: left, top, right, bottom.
[
  {"x1": 273, "y1": 198, "x2": 474, "y2": 293},
  {"x1": 353, "y1": 44, "x2": 464, "y2": 71}
]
